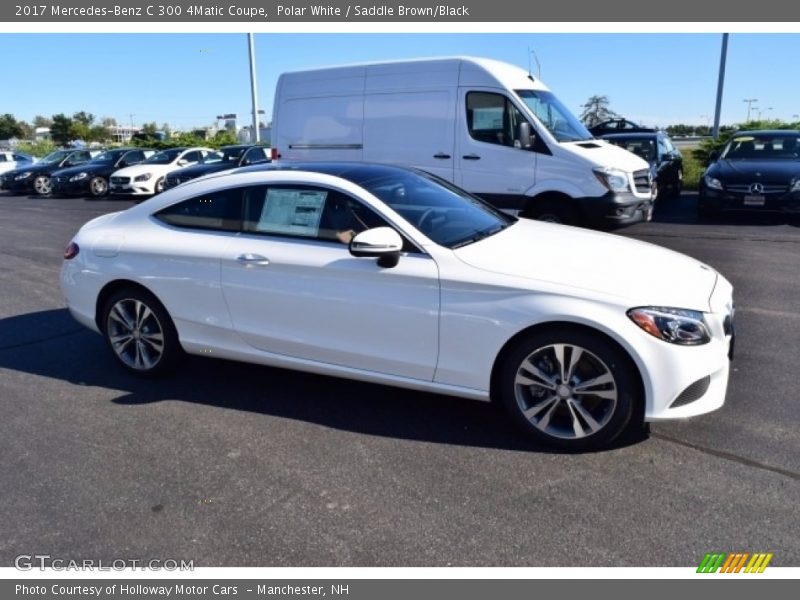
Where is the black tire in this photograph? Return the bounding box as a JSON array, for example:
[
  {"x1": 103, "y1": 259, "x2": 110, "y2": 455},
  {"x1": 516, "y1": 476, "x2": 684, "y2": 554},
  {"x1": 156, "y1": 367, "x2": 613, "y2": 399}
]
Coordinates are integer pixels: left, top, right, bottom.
[
  {"x1": 89, "y1": 176, "x2": 109, "y2": 198},
  {"x1": 496, "y1": 328, "x2": 638, "y2": 450},
  {"x1": 154, "y1": 177, "x2": 165, "y2": 194},
  {"x1": 526, "y1": 200, "x2": 579, "y2": 226},
  {"x1": 101, "y1": 288, "x2": 182, "y2": 376},
  {"x1": 33, "y1": 175, "x2": 51, "y2": 196}
]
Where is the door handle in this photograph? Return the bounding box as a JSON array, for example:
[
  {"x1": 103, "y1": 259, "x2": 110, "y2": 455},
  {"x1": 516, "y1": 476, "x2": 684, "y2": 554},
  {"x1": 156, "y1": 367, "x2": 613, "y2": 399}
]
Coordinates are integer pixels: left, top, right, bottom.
[
  {"x1": 236, "y1": 253, "x2": 270, "y2": 267},
  {"x1": 433, "y1": 153, "x2": 451, "y2": 159},
  {"x1": 462, "y1": 154, "x2": 481, "y2": 160}
]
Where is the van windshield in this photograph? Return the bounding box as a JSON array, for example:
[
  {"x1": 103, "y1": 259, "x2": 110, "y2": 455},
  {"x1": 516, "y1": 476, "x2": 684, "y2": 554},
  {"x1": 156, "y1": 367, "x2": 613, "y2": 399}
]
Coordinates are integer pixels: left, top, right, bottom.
[{"x1": 515, "y1": 90, "x2": 593, "y2": 142}]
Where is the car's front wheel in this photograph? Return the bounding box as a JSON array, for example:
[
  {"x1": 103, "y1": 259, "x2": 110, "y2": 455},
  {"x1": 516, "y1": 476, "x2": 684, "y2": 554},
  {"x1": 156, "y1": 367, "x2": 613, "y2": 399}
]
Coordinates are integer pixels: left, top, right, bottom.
[
  {"x1": 497, "y1": 328, "x2": 637, "y2": 450},
  {"x1": 89, "y1": 176, "x2": 108, "y2": 197},
  {"x1": 33, "y1": 175, "x2": 51, "y2": 195},
  {"x1": 154, "y1": 177, "x2": 165, "y2": 194},
  {"x1": 102, "y1": 288, "x2": 181, "y2": 376}
]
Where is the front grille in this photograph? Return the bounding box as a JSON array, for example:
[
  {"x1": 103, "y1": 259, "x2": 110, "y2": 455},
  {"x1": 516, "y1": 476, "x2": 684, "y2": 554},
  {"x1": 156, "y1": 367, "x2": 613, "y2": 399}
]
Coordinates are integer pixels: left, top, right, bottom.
[
  {"x1": 726, "y1": 184, "x2": 787, "y2": 194},
  {"x1": 670, "y1": 376, "x2": 712, "y2": 408},
  {"x1": 633, "y1": 169, "x2": 651, "y2": 194},
  {"x1": 110, "y1": 176, "x2": 130, "y2": 184}
]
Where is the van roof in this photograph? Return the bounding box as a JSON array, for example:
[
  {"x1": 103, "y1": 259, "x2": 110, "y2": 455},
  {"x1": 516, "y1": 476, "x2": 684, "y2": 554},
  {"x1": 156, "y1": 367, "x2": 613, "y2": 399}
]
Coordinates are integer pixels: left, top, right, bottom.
[{"x1": 279, "y1": 56, "x2": 551, "y2": 93}]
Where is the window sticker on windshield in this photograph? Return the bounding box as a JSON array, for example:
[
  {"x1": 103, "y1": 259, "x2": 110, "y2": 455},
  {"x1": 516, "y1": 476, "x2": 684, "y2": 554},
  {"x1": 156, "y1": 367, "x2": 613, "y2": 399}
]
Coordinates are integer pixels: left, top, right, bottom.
[
  {"x1": 257, "y1": 189, "x2": 327, "y2": 236},
  {"x1": 734, "y1": 136, "x2": 755, "y2": 142}
]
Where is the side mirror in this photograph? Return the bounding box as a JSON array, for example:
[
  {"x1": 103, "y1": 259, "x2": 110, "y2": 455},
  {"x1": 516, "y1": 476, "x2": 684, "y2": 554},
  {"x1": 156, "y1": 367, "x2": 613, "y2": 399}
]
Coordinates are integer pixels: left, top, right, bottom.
[
  {"x1": 709, "y1": 150, "x2": 720, "y2": 162},
  {"x1": 177, "y1": 159, "x2": 188, "y2": 166},
  {"x1": 349, "y1": 227, "x2": 403, "y2": 268},
  {"x1": 517, "y1": 122, "x2": 534, "y2": 149}
]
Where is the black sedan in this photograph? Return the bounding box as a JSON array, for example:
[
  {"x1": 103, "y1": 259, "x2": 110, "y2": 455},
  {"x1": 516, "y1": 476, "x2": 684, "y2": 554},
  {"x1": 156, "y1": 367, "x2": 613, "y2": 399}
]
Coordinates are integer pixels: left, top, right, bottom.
[
  {"x1": 602, "y1": 131, "x2": 684, "y2": 199},
  {"x1": 163, "y1": 145, "x2": 270, "y2": 190},
  {"x1": 51, "y1": 148, "x2": 154, "y2": 197},
  {"x1": 698, "y1": 130, "x2": 800, "y2": 217},
  {"x1": 2, "y1": 149, "x2": 98, "y2": 196}
]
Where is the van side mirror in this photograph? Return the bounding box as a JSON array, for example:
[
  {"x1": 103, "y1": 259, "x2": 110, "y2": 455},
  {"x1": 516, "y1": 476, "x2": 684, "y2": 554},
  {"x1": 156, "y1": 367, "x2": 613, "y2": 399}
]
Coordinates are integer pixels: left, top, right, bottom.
[{"x1": 517, "y1": 122, "x2": 535, "y2": 150}]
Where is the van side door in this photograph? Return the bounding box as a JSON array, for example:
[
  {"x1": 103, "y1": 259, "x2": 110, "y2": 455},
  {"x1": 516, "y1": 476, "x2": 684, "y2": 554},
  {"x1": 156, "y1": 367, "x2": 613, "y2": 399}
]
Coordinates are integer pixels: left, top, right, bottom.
[
  {"x1": 456, "y1": 89, "x2": 537, "y2": 213},
  {"x1": 363, "y1": 89, "x2": 456, "y2": 183}
]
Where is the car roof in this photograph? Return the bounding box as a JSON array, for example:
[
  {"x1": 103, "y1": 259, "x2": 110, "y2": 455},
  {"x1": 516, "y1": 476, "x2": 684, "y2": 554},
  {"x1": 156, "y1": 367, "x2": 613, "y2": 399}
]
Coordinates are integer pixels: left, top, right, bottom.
[
  {"x1": 729, "y1": 129, "x2": 800, "y2": 137},
  {"x1": 601, "y1": 132, "x2": 663, "y2": 140},
  {"x1": 234, "y1": 161, "x2": 428, "y2": 185}
]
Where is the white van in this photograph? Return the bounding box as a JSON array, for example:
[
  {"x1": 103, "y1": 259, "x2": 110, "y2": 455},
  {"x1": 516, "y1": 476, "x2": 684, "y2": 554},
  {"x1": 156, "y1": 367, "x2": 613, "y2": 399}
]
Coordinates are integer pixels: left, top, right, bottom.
[{"x1": 271, "y1": 57, "x2": 654, "y2": 227}]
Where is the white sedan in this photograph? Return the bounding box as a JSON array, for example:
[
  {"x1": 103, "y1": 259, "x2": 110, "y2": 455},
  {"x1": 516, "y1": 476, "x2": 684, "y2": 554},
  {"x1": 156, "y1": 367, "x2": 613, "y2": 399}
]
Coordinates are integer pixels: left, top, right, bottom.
[
  {"x1": 61, "y1": 163, "x2": 734, "y2": 450},
  {"x1": 0, "y1": 150, "x2": 36, "y2": 176},
  {"x1": 109, "y1": 146, "x2": 217, "y2": 195}
]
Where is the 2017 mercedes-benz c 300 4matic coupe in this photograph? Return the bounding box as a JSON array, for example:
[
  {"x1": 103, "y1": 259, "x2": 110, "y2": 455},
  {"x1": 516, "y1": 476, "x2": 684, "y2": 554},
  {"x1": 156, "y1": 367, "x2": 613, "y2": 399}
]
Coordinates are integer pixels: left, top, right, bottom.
[{"x1": 61, "y1": 163, "x2": 735, "y2": 450}]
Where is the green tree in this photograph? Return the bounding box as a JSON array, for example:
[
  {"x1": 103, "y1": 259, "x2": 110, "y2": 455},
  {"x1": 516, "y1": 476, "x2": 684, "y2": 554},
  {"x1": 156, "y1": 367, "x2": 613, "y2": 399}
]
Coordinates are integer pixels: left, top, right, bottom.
[
  {"x1": 101, "y1": 117, "x2": 117, "y2": 128},
  {"x1": 88, "y1": 125, "x2": 112, "y2": 143},
  {"x1": 580, "y1": 95, "x2": 618, "y2": 127},
  {"x1": 141, "y1": 122, "x2": 159, "y2": 135},
  {"x1": 0, "y1": 113, "x2": 24, "y2": 139},
  {"x1": 33, "y1": 115, "x2": 53, "y2": 128},
  {"x1": 72, "y1": 111, "x2": 95, "y2": 127},
  {"x1": 50, "y1": 113, "x2": 74, "y2": 145}
]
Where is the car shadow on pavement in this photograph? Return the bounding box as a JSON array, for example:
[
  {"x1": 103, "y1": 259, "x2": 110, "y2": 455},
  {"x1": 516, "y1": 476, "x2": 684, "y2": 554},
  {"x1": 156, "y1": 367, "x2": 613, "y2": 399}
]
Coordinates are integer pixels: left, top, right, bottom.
[
  {"x1": 0, "y1": 308, "x2": 648, "y2": 454},
  {"x1": 651, "y1": 191, "x2": 800, "y2": 227}
]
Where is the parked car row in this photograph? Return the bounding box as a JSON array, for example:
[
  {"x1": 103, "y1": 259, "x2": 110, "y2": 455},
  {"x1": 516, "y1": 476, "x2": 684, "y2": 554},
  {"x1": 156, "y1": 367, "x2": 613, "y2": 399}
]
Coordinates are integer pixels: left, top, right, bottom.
[{"x1": 0, "y1": 144, "x2": 270, "y2": 199}]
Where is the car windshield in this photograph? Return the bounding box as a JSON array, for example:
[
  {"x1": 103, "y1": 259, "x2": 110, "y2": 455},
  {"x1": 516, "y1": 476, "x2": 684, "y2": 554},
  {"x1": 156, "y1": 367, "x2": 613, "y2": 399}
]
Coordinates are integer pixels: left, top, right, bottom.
[
  {"x1": 38, "y1": 150, "x2": 71, "y2": 165},
  {"x1": 721, "y1": 134, "x2": 800, "y2": 160},
  {"x1": 144, "y1": 149, "x2": 184, "y2": 164},
  {"x1": 91, "y1": 150, "x2": 126, "y2": 163},
  {"x1": 515, "y1": 90, "x2": 593, "y2": 142},
  {"x1": 607, "y1": 137, "x2": 656, "y2": 162},
  {"x1": 221, "y1": 147, "x2": 247, "y2": 162},
  {"x1": 355, "y1": 169, "x2": 515, "y2": 249}
]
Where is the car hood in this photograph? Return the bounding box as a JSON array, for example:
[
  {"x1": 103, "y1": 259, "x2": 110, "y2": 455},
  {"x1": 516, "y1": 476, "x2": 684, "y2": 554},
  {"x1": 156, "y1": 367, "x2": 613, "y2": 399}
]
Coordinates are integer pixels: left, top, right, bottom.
[
  {"x1": 169, "y1": 162, "x2": 235, "y2": 178},
  {"x1": 560, "y1": 140, "x2": 650, "y2": 172},
  {"x1": 453, "y1": 220, "x2": 718, "y2": 311},
  {"x1": 113, "y1": 163, "x2": 174, "y2": 177},
  {"x1": 5, "y1": 162, "x2": 62, "y2": 176},
  {"x1": 53, "y1": 163, "x2": 111, "y2": 177},
  {"x1": 708, "y1": 159, "x2": 800, "y2": 183}
]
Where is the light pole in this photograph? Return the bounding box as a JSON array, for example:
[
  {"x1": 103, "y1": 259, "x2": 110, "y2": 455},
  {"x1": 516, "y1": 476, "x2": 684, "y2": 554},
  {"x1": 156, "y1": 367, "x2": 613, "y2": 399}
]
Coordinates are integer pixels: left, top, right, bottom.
[
  {"x1": 247, "y1": 33, "x2": 260, "y2": 143},
  {"x1": 712, "y1": 33, "x2": 728, "y2": 139},
  {"x1": 743, "y1": 98, "x2": 758, "y2": 123}
]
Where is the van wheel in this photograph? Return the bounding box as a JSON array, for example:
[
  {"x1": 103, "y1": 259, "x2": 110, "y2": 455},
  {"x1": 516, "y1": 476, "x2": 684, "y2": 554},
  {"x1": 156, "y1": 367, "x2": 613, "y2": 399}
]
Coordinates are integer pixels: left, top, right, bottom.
[
  {"x1": 526, "y1": 200, "x2": 578, "y2": 225},
  {"x1": 497, "y1": 329, "x2": 637, "y2": 450}
]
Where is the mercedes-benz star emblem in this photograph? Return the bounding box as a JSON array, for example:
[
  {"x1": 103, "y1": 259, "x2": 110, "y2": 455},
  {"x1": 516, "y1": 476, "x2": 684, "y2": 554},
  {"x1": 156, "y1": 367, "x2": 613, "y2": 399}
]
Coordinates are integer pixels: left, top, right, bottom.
[{"x1": 749, "y1": 182, "x2": 764, "y2": 194}]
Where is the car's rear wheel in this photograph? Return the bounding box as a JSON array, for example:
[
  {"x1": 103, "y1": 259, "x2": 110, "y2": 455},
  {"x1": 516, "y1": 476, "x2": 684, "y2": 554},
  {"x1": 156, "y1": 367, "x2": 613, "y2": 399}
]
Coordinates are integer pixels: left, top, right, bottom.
[
  {"x1": 102, "y1": 288, "x2": 181, "y2": 376},
  {"x1": 33, "y1": 175, "x2": 51, "y2": 195},
  {"x1": 497, "y1": 329, "x2": 637, "y2": 450},
  {"x1": 89, "y1": 176, "x2": 108, "y2": 197}
]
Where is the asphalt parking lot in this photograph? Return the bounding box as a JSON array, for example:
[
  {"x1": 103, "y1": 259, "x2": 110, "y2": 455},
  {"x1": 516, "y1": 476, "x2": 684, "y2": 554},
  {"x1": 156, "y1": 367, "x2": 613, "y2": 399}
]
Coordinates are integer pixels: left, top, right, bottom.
[{"x1": 0, "y1": 190, "x2": 798, "y2": 567}]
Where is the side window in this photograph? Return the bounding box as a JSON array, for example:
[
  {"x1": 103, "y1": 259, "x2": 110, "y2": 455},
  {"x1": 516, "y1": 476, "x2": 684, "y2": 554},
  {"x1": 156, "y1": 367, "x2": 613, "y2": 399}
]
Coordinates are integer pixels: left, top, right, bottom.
[
  {"x1": 125, "y1": 151, "x2": 144, "y2": 164},
  {"x1": 466, "y1": 92, "x2": 528, "y2": 148},
  {"x1": 154, "y1": 188, "x2": 242, "y2": 232},
  {"x1": 244, "y1": 148, "x2": 267, "y2": 164},
  {"x1": 0, "y1": 155, "x2": 5, "y2": 163},
  {"x1": 242, "y1": 185, "x2": 389, "y2": 245}
]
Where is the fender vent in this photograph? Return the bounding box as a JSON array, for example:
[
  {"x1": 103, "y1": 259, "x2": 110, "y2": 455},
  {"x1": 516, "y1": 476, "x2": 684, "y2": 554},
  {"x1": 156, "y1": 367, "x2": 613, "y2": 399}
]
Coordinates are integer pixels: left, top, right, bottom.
[{"x1": 670, "y1": 376, "x2": 711, "y2": 408}]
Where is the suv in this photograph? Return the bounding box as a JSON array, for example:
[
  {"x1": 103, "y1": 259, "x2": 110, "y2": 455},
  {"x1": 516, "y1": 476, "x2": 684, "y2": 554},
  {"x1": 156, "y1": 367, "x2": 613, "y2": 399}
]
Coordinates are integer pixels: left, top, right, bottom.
[
  {"x1": 602, "y1": 131, "x2": 684, "y2": 199},
  {"x1": 590, "y1": 119, "x2": 655, "y2": 137}
]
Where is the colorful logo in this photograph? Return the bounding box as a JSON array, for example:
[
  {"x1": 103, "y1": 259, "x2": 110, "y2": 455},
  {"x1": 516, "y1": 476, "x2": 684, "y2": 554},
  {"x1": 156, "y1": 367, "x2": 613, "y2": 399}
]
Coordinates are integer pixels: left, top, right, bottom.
[{"x1": 697, "y1": 552, "x2": 773, "y2": 573}]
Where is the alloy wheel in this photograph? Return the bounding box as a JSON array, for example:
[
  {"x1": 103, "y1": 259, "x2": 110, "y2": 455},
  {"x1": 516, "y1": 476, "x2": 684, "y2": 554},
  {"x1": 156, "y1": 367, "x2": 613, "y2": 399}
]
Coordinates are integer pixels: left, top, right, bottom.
[
  {"x1": 106, "y1": 298, "x2": 165, "y2": 371},
  {"x1": 33, "y1": 176, "x2": 51, "y2": 195}
]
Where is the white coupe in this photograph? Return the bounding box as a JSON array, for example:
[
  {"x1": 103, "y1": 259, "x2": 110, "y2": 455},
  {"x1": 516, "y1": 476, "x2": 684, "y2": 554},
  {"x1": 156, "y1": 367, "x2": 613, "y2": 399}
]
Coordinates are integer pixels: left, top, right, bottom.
[{"x1": 61, "y1": 163, "x2": 735, "y2": 450}]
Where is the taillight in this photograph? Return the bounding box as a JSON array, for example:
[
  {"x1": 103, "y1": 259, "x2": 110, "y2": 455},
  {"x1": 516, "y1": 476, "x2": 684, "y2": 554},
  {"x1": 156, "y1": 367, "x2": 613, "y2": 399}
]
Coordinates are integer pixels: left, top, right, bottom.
[
  {"x1": 64, "y1": 242, "x2": 79, "y2": 260},
  {"x1": 270, "y1": 148, "x2": 280, "y2": 160}
]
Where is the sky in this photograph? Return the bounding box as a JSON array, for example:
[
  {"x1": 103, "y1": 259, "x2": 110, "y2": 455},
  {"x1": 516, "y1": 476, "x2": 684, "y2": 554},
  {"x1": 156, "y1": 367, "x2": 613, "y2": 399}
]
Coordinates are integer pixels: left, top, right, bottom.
[{"x1": 2, "y1": 33, "x2": 799, "y2": 131}]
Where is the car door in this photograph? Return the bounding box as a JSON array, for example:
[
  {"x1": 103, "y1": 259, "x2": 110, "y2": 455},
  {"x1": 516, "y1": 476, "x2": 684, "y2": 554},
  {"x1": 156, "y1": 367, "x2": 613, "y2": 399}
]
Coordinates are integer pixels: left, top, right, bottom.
[
  {"x1": 220, "y1": 183, "x2": 440, "y2": 381},
  {"x1": 456, "y1": 89, "x2": 537, "y2": 211}
]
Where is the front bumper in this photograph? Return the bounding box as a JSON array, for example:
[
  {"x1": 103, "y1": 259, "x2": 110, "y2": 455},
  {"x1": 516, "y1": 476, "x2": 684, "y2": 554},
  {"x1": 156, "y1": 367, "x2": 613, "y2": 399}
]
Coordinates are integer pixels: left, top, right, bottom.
[
  {"x1": 577, "y1": 190, "x2": 655, "y2": 227},
  {"x1": 51, "y1": 178, "x2": 91, "y2": 195},
  {"x1": 109, "y1": 180, "x2": 154, "y2": 195},
  {"x1": 1, "y1": 176, "x2": 34, "y2": 193},
  {"x1": 700, "y1": 187, "x2": 800, "y2": 213}
]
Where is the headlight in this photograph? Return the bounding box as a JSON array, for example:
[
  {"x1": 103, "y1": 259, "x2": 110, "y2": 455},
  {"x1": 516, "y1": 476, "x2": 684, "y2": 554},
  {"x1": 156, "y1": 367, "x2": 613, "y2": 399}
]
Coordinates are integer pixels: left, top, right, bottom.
[
  {"x1": 627, "y1": 306, "x2": 711, "y2": 345},
  {"x1": 790, "y1": 178, "x2": 800, "y2": 192},
  {"x1": 134, "y1": 173, "x2": 152, "y2": 182},
  {"x1": 704, "y1": 175, "x2": 723, "y2": 191},
  {"x1": 15, "y1": 171, "x2": 32, "y2": 180},
  {"x1": 593, "y1": 167, "x2": 630, "y2": 193},
  {"x1": 69, "y1": 172, "x2": 88, "y2": 181}
]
